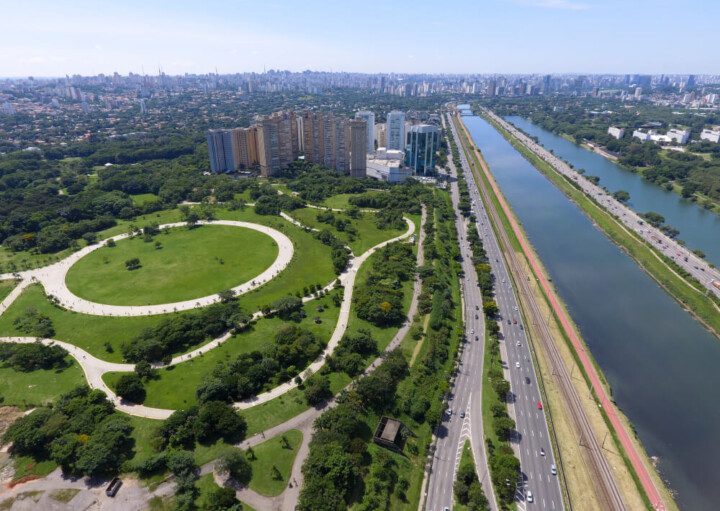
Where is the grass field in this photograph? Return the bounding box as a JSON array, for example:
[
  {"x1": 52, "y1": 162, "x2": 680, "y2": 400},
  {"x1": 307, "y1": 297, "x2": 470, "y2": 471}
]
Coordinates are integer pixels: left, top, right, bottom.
[
  {"x1": 247, "y1": 429, "x2": 302, "y2": 496},
  {"x1": 289, "y1": 207, "x2": 405, "y2": 255},
  {"x1": 0, "y1": 210, "x2": 185, "y2": 274},
  {"x1": 0, "y1": 358, "x2": 84, "y2": 408},
  {"x1": 103, "y1": 292, "x2": 342, "y2": 409},
  {"x1": 0, "y1": 280, "x2": 16, "y2": 302},
  {"x1": 66, "y1": 225, "x2": 278, "y2": 306},
  {"x1": 130, "y1": 193, "x2": 159, "y2": 205},
  {"x1": 0, "y1": 284, "x2": 175, "y2": 361},
  {"x1": 215, "y1": 207, "x2": 336, "y2": 311}
]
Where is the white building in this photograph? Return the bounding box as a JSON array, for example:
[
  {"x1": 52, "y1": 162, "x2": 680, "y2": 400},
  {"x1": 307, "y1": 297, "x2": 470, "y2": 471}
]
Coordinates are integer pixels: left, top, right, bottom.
[
  {"x1": 633, "y1": 128, "x2": 690, "y2": 145},
  {"x1": 386, "y1": 110, "x2": 406, "y2": 151},
  {"x1": 366, "y1": 148, "x2": 412, "y2": 183},
  {"x1": 355, "y1": 110, "x2": 375, "y2": 153},
  {"x1": 701, "y1": 127, "x2": 720, "y2": 143},
  {"x1": 633, "y1": 129, "x2": 652, "y2": 142},
  {"x1": 608, "y1": 126, "x2": 625, "y2": 139}
]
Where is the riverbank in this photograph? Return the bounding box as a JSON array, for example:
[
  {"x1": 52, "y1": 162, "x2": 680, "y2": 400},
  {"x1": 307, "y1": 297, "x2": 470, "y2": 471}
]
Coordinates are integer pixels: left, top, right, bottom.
[
  {"x1": 483, "y1": 113, "x2": 720, "y2": 341},
  {"x1": 539, "y1": 125, "x2": 719, "y2": 215},
  {"x1": 454, "y1": 112, "x2": 677, "y2": 511}
]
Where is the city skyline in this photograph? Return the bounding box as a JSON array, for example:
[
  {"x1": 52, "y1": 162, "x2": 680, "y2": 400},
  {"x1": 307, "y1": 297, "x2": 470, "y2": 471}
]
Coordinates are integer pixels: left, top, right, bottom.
[{"x1": 3, "y1": 0, "x2": 719, "y2": 78}]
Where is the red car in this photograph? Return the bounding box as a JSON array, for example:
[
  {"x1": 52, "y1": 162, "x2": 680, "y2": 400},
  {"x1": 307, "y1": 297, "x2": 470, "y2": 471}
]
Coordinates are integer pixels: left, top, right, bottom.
[{"x1": 537, "y1": 401, "x2": 543, "y2": 410}]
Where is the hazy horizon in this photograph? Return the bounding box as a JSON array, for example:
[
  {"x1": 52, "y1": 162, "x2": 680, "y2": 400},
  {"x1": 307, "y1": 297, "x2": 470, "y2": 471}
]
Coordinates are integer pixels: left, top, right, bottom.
[{"x1": 2, "y1": 0, "x2": 719, "y2": 78}]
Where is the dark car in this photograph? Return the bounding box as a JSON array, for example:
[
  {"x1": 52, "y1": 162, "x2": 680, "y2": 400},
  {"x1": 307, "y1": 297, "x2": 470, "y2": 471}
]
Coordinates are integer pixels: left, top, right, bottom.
[{"x1": 106, "y1": 477, "x2": 122, "y2": 497}]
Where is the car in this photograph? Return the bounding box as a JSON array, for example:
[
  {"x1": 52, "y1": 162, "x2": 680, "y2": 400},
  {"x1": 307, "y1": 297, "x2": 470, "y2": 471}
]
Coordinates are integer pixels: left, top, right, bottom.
[
  {"x1": 551, "y1": 464, "x2": 557, "y2": 475},
  {"x1": 525, "y1": 376, "x2": 531, "y2": 384},
  {"x1": 106, "y1": 477, "x2": 122, "y2": 497},
  {"x1": 537, "y1": 401, "x2": 543, "y2": 410},
  {"x1": 508, "y1": 319, "x2": 511, "y2": 325},
  {"x1": 513, "y1": 319, "x2": 517, "y2": 324},
  {"x1": 475, "y1": 305, "x2": 479, "y2": 311},
  {"x1": 526, "y1": 491, "x2": 533, "y2": 503},
  {"x1": 470, "y1": 329, "x2": 474, "y2": 335},
  {"x1": 460, "y1": 411, "x2": 465, "y2": 418},
  {"x1": 475, "y1": 335, "x2": 479, "y2": 341},
  {"x1": 515, "y1": 362, "x2": 520, "y2": 368},
  {"x1": 514, "y1": 306, "x2": 518, "y2": 311},
  {"x1": 516, "y1": 341, "x2": 521, "y2": 347},
  {"x1": 475, "y1": 314, "x2": 479, "y2": 319}
]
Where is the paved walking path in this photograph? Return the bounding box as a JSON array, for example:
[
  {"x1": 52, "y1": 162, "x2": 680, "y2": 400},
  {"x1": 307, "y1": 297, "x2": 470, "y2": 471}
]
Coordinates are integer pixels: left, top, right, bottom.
[
  {"x1": 0, "y1": 216, "x2": 415, "y2": 420},
  {"x1": 0, "y1": 220, "x2": 294, "y2": 317}
]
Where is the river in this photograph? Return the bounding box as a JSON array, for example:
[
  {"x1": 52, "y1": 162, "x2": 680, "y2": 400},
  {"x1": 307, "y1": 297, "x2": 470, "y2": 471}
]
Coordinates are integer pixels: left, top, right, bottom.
[
  {"x1": 505, "y1": 116, "x2": 720, "y2": 267},
  {"x1": 463, "y1": 114, "x2": 720, "y2": 511}
]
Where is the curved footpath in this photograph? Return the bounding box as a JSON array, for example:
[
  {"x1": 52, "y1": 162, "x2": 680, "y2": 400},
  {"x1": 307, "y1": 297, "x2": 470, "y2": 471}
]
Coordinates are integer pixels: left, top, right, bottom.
[
  {"x1": 0, "y1": 220, "x2": 294, "y2": 317},
  {"x1": 0, "y1": 215, "x2": 415, "y2": 420},
  {"x1": 458, "y1": 113, "x2": 666, "y2": 511}
]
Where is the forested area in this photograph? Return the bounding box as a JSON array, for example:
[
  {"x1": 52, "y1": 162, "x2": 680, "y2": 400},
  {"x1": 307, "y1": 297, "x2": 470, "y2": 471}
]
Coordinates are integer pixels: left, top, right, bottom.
[
  {"x1": 299, "y1": 189, "x2": 468, "y2": 510},
  {"x1": 0, "y1": 147, "x2": 247, "y2": 261},
  {"x1": 487, "y1": 97, "x2": 720, "y2": 205},
  {"x1": 3, "y1": 386, "x2": 134, "y2": 477}
]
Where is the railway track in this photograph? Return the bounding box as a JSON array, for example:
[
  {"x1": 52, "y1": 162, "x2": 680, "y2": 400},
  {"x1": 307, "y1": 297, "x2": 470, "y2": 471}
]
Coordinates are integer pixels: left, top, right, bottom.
[{"x1": 454, "y1": 113, "x2": 627, "y2": 511}]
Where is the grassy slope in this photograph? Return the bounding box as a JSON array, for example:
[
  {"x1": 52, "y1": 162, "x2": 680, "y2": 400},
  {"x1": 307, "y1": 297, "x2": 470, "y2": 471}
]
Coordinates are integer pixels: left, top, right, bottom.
[
  {"x1": 289, "y1": 207, "x2": 405, "y2": 255},
  {"x1": 66, "y1": 225, "x2": 278, "y2": 306},
  {"x1": 215, "y1": 207, "x2": 336, "y2": 312},
  {"x1": 0, "y1": 357, "x2": 84, "y2": 408},
  {"x1": 103, "y1": 292, "x2": 342, "y2": 409},
  {"x1": 0, "y1": 284, "x2": 173, "y2": 361},
  {"x1": 247, "y1": 429, "x2": 302, "y2": 496},
  {"x1": 0, "y1": 280, "x2": 17, "y2": 302},
  {"x1": 486, "y1": 116, "x2": 720, "y2": 338}
]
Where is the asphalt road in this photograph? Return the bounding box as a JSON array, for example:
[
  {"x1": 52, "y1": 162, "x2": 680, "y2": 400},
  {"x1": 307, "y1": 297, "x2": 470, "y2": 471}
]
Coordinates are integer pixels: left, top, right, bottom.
[
  {"x1": 450, "y1": 114, "x2": 564, "y2": 511},
  {"x1": 425, "y1": 118, "x2": 497, "y2": 511},
  {"x1": 485, "y1": 109, "x2": 720, "y2": 299}
]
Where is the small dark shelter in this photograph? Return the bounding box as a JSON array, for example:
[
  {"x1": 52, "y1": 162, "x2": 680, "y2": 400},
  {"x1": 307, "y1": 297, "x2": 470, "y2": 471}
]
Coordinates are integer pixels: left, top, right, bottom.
[{"x1": 373, "y1": 416, "x2": 410, "y2": 451}]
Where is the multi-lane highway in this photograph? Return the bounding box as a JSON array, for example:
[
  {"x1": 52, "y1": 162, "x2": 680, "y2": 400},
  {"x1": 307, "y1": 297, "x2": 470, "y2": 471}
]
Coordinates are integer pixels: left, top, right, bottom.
[
  {"x1": 425, "y1": 113, "x2": 564, "y2": 511},
  {"x1": 484, "y1": 108, "x2": 720, "y2": 299},
  {"x1": 449, "y1": 114, "x2": 564, "y2": 510},
  {"x1": 425, "y1": 117, "x2": 497, "y2": 511}
]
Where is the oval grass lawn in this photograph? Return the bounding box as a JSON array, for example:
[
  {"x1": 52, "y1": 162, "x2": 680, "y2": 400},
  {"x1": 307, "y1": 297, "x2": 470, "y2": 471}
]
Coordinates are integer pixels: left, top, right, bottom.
[{"x1": 65, "y1": 225, "x2": 278, "y2": 305}]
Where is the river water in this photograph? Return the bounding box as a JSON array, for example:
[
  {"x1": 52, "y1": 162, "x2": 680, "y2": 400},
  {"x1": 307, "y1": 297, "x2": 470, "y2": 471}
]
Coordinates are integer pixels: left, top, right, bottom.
[
  {"x1": 505, "y1": 116, "x2": 720, "y2": 267},
  {"x1": 463, "y1": 114, "x2": 720, "y2": 511}
]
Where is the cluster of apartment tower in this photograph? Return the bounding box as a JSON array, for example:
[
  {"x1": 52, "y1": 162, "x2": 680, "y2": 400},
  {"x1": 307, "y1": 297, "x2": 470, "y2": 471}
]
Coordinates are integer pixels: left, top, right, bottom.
[
  {"x1": 207, "y1": 111, "x2": 367, "y2": 177},
  {"x1": 207, "y1": 109, "x2": 440, "y2": 181}
]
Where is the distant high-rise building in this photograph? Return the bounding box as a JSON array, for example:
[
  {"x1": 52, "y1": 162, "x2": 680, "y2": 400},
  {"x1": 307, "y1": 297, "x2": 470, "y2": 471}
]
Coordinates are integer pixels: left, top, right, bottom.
[
  {"x1": 207, "y1": 129, "x2": 230, "y2": 173},
  {"x1": 348, "y1": 119, "x2": 367, "y2": 178},
  {"x1": 355, "y1": 110, "x2": 375, "y2": 153},
  {"x1": 634, "y1": 87, "x2": 643, "y2": 100},
  {"x1": 387, "y1": 110, "x2": 406, "y2": 151},
  {"x1": 376, "y1": 123, "x2": 387, "y2": 148},
  {"x1": 139, "y1": 99, "x2": 147, "y2": 115},
  {"x1": 231, "y1": 127, "x2": 259, "y2": 169},
  {"x1": 405, "y1": 124, "x2": 439, "y2": 175},
  {"x1": 487, "y1": 80, "x2": 497, "y2": 96},
  {"x1": 256, "y1": 111, "x2": 299, "y2": 177}
]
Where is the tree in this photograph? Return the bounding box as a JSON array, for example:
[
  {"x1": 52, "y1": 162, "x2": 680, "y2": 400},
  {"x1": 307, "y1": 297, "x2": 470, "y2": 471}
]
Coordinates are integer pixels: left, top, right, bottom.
[
  {"x1": 271, "y1": 465, "x2": 282, "y2": 480},
  {"x1": 494, "y1": 416, "x2": 516, "y2": 441},
  {"x1": 206, "y1": 486, "x2": 243, "y2": 511},
  {"x1": 216, "y1": 448, "x2": 252, "y2": 485},
  {"x1": 304, "y1": 374, "x2": 332, "y2": 406},
  {"x1": 194, "y1": 401, "x2": 247, "y2": 443},
  {"x1": 271, "y1": 295, "x2": 304, "y2": 321},
  {"x1": 134, "y1": 360, "x2": 158, "y2": 381},
  {"x1": 612, "y1": 190, "x2": 631, "y2": 203},
  {"x1": 115, "y1": 373, "x2": 146, "y2": 403},
  {"x1": 125, "y1": 257, "x2": 141, "y2": 270},
  {"x1": 482, "y1": 300, "x2": 498, "y2": 317},
  {"x1": 13, "y1": 307, "x2": 55, "y2": 337},
  {"x1": 641, "y1": 211, "x2": 665, "y2": 228}
]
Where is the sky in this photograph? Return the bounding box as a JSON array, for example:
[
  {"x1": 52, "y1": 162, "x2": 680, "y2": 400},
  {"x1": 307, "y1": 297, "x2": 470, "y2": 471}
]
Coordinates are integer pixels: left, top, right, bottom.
[{"x1": 1, "y1": 0, "x2": 718, "y2": 77}]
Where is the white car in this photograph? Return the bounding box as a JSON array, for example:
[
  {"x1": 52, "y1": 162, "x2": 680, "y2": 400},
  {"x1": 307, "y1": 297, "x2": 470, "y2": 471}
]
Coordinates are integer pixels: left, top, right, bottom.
[
  {"x1": 515, "y1": 361, "x2": 520, "y2": 369},
  {"x1": 551, "y1": 464, "x2": 557, "y2": 475},
  {"x1": 527, "y1": 490, "x2": 533, "y2": 502}
]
